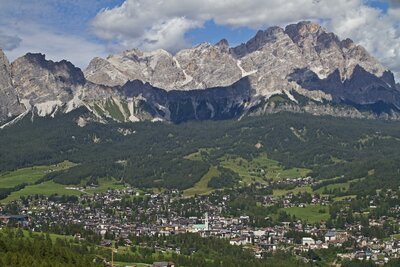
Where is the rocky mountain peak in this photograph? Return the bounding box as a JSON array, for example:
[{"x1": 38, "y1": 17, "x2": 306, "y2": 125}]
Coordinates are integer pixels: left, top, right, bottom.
[
  {"x1": 340, "y1": 38, "x2": 355, "y2": 49},
  {"x1": 118, "y1": 48, "x2": 144, "y2": 58},
  {"x1": 286, "y1": 21, "x2": 322, "y2": 36},
  {"x1": 232, "y1": 26, "x2": 285, "y2": 57},
  {"x1": 119, "y1": 48, "x2": 172, "y2": 61},
  {"x1": 285, "y1": 21, "x2": 327, "y2": 47},
  {"x1": 23, "y1": 52, "x2": 48, "y2": 65},
  {"x1": 1, "y1": 21, "x2": 400, "y2": 126},
  {"x1": 0, "y1": 49, "x2": 12, "y2": 88},
  {"x1": 215, "y1": 39, "x2": 230, "y2": 53},
  {"x1": 83, "y1": 20, "x2": 391, "y2": 101},
  {"x1": 10, "y1": 53, "x2": 86, "y2": 115},
  {"x1": 216, "y1": 38, "x2": 229, "y2": 47},
  {"x1": 0, "y1": 49, "x2": 25, "y2": 123},
  {"x1": 16, "y1": 53, "x2": 85, "y2": 85}
]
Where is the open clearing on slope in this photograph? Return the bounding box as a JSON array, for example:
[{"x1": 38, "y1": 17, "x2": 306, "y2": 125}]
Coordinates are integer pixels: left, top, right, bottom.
[
  {"x1": 183, "y1": 166, "x2": 220, "y2": 197},
  {"x1": 0, "y1": 161, "x2": 127, "y2": 203},
  {"x1": 184, "y1": 148, "x2": 217, "y2": 161},
  {"x1": 85, "y1": 177, "x2": 125, "y2": 194},
  {"x1": 284, "y1": 204, "x2": 329, "y2": 223},
  {"x1": 314, "y1": 181, "x2": 351, "y2": 194},
  {"x1": 333, "y1": 195, "x2": 357, "y2": 202},
  {"x1": 3, "y1": 181, "x2": 83, "y2": 203},
  {"x1": 20, "y1": 229, "x2": 75, "y2": 242},
  {"x1": 0, "y1": 161, "x2": 76, "y2": 188},
  {"x1": 184, "y1": 149, "x2": 310, "y2": 190},
  {"x1": 3, "y1": 177, "x2": 126, "y2": 203},
  {"x1": 273, "y1": 186, "x2": 313, "y2": 196},
  {"x1": 220, "y1": 153, "x2": 310, "y2": 184}
]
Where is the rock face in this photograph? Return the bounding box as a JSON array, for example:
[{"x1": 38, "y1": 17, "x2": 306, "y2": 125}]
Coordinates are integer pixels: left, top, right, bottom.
[
  {"x1": 84, "y1": 21, "x2": 390, "y2": 101},
  {"x1": 11, "y1": 53, "x2": 86, "y2": 116},
  {"x1": 84, "y1": 49, "x2": 187, "y2": 89},
  {"x1": 84, "y1": 43, "x2": 243, "y2": 90},
  {"x1": 118, "y1": 77, "x2": 252, "y2": 123},
  {"x1": 0, "y1": 21, "x2": 399, "y2": 127},
  {"x1": 0, "y1": 50, "x2": 24, "y2": 122},
  {"x1": 289, "y1": 66, "x2": 400, "y2": 108},
  {"x1": 284, "y1": 22, "x2": 386, "y2": 79}
]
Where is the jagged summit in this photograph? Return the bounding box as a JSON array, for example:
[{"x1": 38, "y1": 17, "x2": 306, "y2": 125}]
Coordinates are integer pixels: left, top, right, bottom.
[
  {"x1": 85, "y1": 21, "x2": 388, "y2": 92},
  {"x1": 18, "y1": 53, "x2": 85, "y2": 85},
  {"x1": 0, "y1": 21, "x2": 399, "y2": 127},
  {"x1": 215, "y1": 38, "x2": 229, "y2": 48},
  {"x1": 0, "y1": 49, "x2": 25, "y2": 123},
  {"x1": 232, "y1": 26, "x2": 285, "y2": 57},
  {"x1": 285, "y1": 21, "x2": 324, "y2": 40}
]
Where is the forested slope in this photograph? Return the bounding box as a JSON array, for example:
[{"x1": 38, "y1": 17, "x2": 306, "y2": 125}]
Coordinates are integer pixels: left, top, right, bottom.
[{"x1": 1, "y1": 109, "x2": 400, "y2": 195}]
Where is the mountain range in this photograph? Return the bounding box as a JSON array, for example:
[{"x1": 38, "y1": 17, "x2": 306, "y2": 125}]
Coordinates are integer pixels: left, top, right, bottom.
[{"x1": 1, "y1": 21, "x2": 400, "y2": 127}]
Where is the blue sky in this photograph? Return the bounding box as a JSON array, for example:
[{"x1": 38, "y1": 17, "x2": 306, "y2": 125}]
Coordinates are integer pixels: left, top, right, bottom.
[{"x1": 0, "y1": 0, "x2": 399, "y2": 78}]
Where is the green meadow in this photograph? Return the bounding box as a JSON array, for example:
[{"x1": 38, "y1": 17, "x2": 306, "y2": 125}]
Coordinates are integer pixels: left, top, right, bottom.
[
  {"x1": 3, "y1": 181, "x2": 83, "y2": 203},
  {"x1": 220, "y1": 153, "x2": 310, "y2": 184},
  {"x1": 284, "y1": 204, "x2": 329, "y2": 223},
  {"x1": 0, "y1": 160, "x2": 128, "y2": 203},
  {"x1": 272, "y1": 186, "x2": 313, "y2": 197},
  {"x1": 183, "y1": 166, "x2": 220, "y2": 196},
  {"x1": 0, "y1": 161, "x2": 75, "y2": 188}
]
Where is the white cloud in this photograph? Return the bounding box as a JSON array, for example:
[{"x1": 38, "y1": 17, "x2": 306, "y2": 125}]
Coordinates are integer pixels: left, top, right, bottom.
[
  {"x1": 1, "y1": 23, "x2": 107, "y2": 69},
  {"x1": 0, "y1": 32, "x2": 22, "y2": 51},
  {"x1": 0, "y1": 0, "x2": 113, "y2": 68},
  {"x1": 112, "y1": 17, "x2": 201, "y2": 53},
  {"x1": 91, "y1": 0, "x2": 400, "y2": 79},
  {"x1": 90, "y1": 0, "x2": 361, "y2": 47},
  {"x1": 389, "y1": 0, "x2": 400, "y2": 8},
  {"x1": 328, "y1": 3, "x2": 400, "y2": 79},
  {"x1": 388, "y1": 0, "x2": 400, "y2": 20}
]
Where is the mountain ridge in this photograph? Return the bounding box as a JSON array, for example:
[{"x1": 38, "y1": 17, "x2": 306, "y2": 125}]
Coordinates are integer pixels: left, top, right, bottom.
[{"x1": 0, "y1": 21, "x2": 399, "y2": 127}]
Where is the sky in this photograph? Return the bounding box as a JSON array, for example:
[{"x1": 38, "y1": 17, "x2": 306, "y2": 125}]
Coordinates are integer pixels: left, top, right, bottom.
[{"x1": 0, "y1": 0, "x2": 399, "y2": 79}]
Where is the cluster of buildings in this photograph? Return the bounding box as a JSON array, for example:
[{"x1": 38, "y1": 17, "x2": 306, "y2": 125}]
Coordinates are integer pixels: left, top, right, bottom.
[{"x1": 0, "y1": 182, "x2": 399, "y2": 265}]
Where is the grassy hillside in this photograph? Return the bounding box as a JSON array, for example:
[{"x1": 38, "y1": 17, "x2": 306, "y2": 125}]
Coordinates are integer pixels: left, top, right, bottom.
[
  {"x1": 183, "y1": 166, "x2": 220, "y2": 196},
  {"x1": 219, "y1": 153, "x2": 310, "y2": 184},
  {"x1": 2, "y1": 181, "x2": 83, "y2": 203},
  {"x1": 284, "y1": 205, "x2": 329, "y2": 223},
  {"x1": 0, "y1": 161, "x2": 75, "y2": 188}
]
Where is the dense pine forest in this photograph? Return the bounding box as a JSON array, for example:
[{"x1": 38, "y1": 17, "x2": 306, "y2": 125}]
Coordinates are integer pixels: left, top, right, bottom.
[
  {"x1": 1, "y1": 109, "x2": 400, "y2": 195},
  {"x1": 0, "y1": 228, "x2": 99, "y2": 267},
  {"x1": 0, "y1": 228, "x2": 308, "y2": 267}
]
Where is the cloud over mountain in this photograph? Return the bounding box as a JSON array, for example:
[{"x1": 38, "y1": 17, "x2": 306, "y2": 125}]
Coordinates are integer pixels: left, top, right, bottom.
[
  {"x1": 91, "y1": 0, "x2": 400, "y2": 79},
  {"x1": 0, "y1": 0, "x2": 398, "y2": 79}
]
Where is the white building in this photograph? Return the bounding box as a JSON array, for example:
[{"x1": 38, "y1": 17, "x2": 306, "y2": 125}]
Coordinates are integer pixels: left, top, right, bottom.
[{"x1": 302, "y1": 237, "x2": 315, "y2": 246}]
